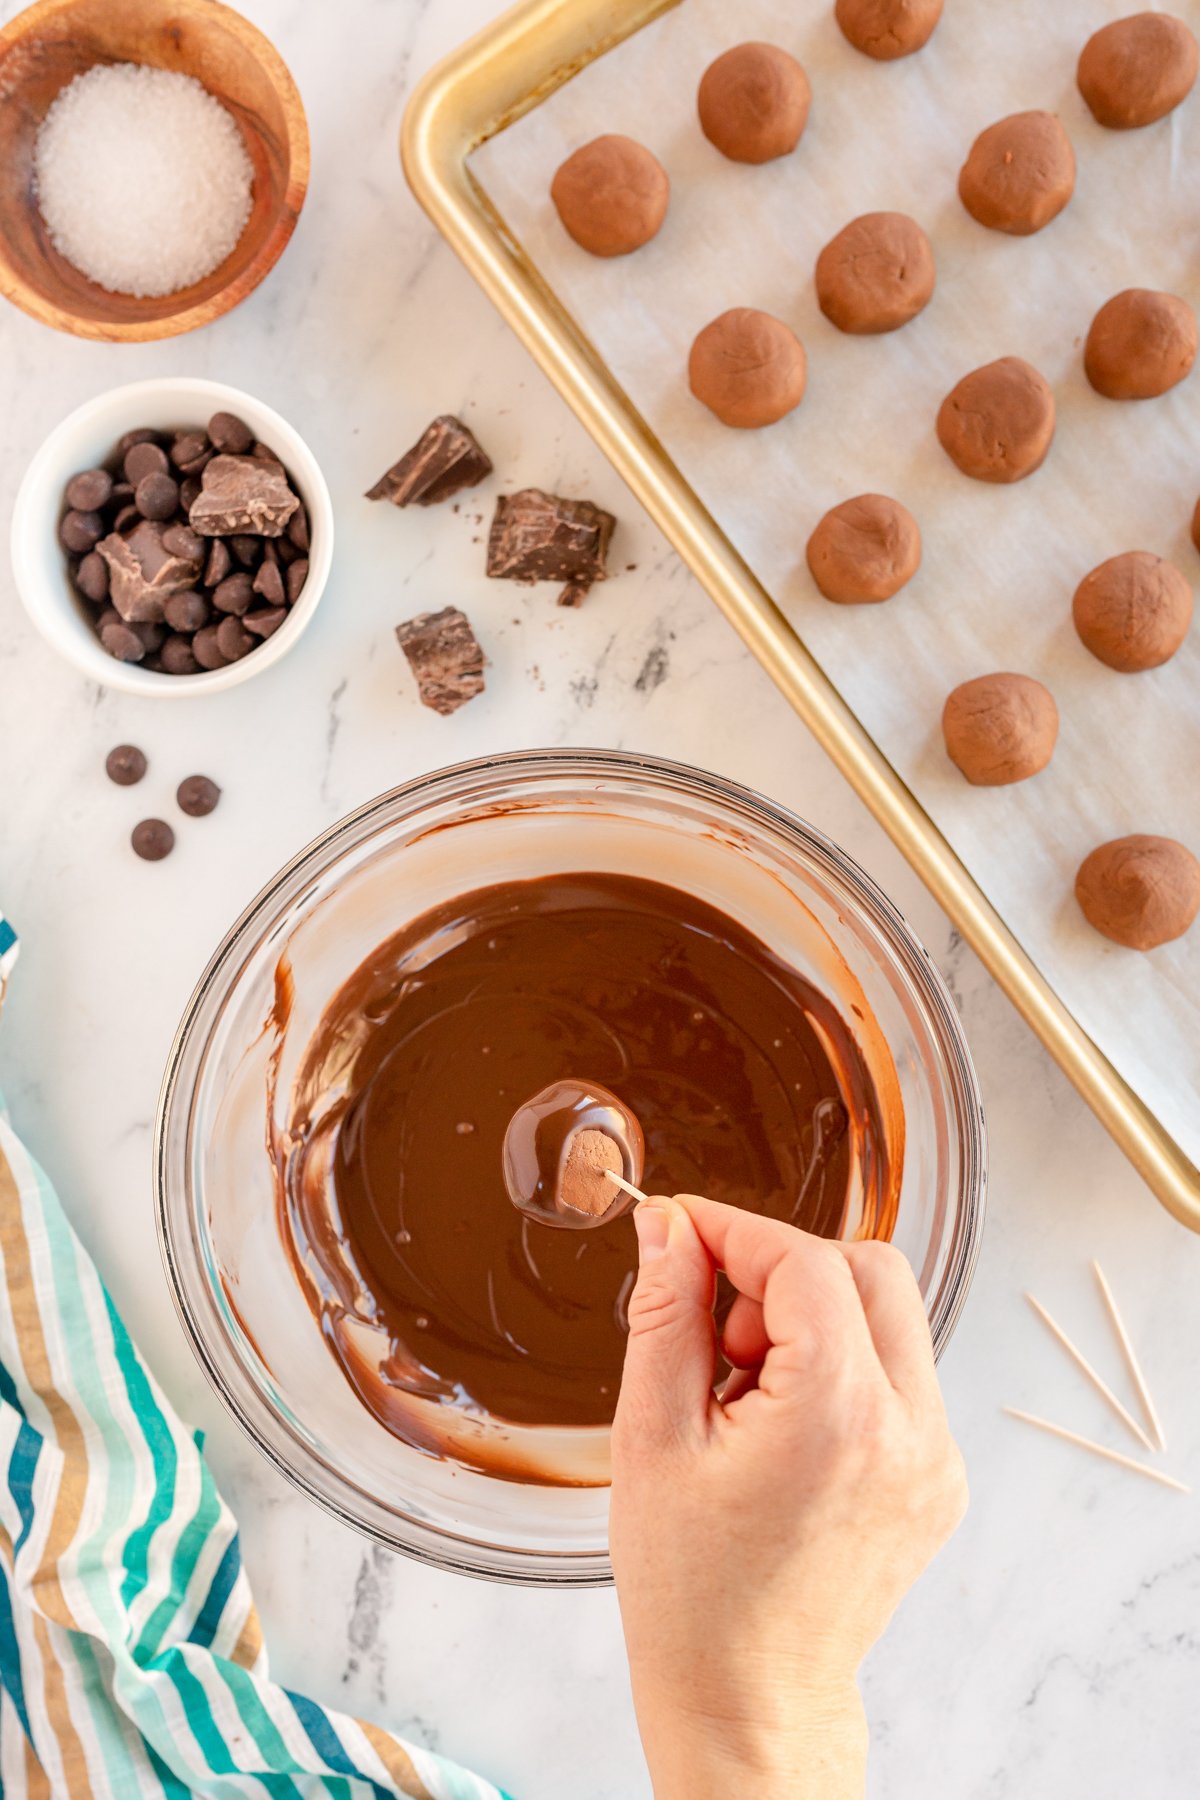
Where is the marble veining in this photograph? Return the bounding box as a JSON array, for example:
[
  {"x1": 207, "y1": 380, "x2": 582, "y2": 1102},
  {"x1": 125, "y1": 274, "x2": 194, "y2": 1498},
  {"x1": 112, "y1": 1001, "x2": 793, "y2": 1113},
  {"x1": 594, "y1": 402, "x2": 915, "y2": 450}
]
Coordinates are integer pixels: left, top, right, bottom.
[{"x1": 0, "y1": 2, "x2": 1198, "y2": 1796}]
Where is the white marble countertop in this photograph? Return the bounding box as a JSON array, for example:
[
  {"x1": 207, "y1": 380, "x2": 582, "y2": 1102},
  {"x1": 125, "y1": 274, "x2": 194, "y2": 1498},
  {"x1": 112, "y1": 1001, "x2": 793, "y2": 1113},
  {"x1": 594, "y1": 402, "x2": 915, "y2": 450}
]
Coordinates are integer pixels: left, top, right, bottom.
[{"x1": 1, "y1": 2, "x2": 1198, "y2": 1795}]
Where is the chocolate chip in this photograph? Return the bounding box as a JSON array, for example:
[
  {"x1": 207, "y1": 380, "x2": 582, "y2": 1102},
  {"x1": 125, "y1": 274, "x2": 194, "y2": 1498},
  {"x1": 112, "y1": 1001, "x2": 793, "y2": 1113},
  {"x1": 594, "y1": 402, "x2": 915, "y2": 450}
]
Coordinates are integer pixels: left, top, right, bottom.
[
  {"x1": 142, "y1": 653, "x2": 165, "y2": 674},
  {"x1": 161, "y1": 634, "x2": 200, "y2": 676},
  {"x1": 213, "y1": 571, "x2": 254, "y2": 615},
  {"x1": 131, "y1": 819, "x2": 174, "y2": 861},
  {"x1": 124, "y1": 441, "x2": 169, "y2": 485},
  {"x1": 229, "y1": 534, "x2": 262, "y2": 567},
  {"x1": 215, "y1": 616, "x2": 254, "y2": 661},
  {"x1": 113, "y1": 504, "x2": 141, "y2": 534},
  {"x1": 285, "y1": 557, "x2": 308, "y2": 605},
  {"x1": 395, "y1": 606, "x2": 485, "y2": 715},
  {"x1": 250, "y1": 441, "x2": 285, "y2": 471},
  {"x1": 132, "y1": 619, "x2": 165, "y2": 653},
  {"x1": 105, "y1": 743, "x2": 147, "y2": 785},
  {"x1": 189, "y1": 455, "x2": 299, "y2": 537},
  {"x1": 177, "y1": 774, "x2": 220, "y2": 817},
  {"x1": 286, "y1": 505, "x2": 309, "y2": 552},
  {"x1": 109, "y1": 481, "x2": 134, "y2": 505},
  {"x1": 367, "y1": 415, "x2": 492, "y2": 508},
  {"x1": 202, "y1": 537, "x2": 232, "y2": 587},
  {"x1": 252, "y1": 553, "x2": 285, "y2": 607},
  {"x1": 243, "y1": 606, "x2": 287, "y2": 638},
  {"x1": 60, "y1": 509, "x2": 105, "y2": 553},
  {"x1": 135, "y1": 472, "x2": 180, "y2": 521},
  {"x1": 179, "y1": 476, "x2": 202, "y2": 513},
  {"x1": 170, "y1": 431, "x2": 211, "y2": 471},
  {"x1": 164, "y1": 588, "x2": 210, "y2": 632},
  {"x1": 274, "y1": 534, "x2": 299, "y2": 565},
  {"x1": 207, "y1": 410, "x2": 254, "y2": 455},
  {"x1": 75, "y1": 550, "x2": 109, "y2": 602},
  {"x1": 486, "y1": 489, "x2": 615, "y2": 587},
  {"x1": 160, "y1": 521, "x2": 205, "y2": 562},
  {"x1": 116, "y1": 428, "x2": 163, "y2": 459},
  {"x1": 100, "y1": 619, "x2": 146, "y2": 662},
  {"x1": 192, "y1": 625, "x2": 229, "y2": 670},
  {"x1": 66, "y1": 468, "x2": 113, "y2": 511},
  {"x1": 96, "y1": 606, "x2": 121, "y2": 633}
]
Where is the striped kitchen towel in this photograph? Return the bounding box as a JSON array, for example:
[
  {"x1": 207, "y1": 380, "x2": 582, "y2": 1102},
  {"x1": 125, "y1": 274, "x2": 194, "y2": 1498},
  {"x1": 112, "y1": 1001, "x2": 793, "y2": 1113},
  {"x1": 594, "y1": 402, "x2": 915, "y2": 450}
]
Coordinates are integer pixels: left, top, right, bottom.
[{"x1": 0, "y1": 915, "x2": 512, "y2": 1799}]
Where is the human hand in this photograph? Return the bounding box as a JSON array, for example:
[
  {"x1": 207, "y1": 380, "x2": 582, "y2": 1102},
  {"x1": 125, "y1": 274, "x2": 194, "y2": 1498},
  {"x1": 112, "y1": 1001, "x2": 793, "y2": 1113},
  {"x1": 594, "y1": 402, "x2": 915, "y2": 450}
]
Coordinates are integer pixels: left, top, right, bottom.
[{"x1": 609, "y1": 1195, "x2": 967, "y2": 1800}]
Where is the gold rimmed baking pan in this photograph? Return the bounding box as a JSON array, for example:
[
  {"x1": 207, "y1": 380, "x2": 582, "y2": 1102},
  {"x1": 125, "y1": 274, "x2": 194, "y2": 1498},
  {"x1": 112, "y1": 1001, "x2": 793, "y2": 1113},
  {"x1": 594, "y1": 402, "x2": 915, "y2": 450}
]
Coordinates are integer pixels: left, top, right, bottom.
[{"x1": 400, "y1": 0, "x2": 1200, "y2": 1231}]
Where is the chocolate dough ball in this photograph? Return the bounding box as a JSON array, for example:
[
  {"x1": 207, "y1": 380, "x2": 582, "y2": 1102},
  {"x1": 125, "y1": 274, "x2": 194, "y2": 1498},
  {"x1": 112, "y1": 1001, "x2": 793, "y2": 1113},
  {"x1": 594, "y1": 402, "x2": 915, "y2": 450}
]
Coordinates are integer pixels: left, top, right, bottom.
[
  {"x1": 835, "y1": 0, "x2": 943, "y2": 59},
  {"x1": 1077, "y1": 12, "x2": 1198, "y2": 129},
  {"x1": 550, "y1": 134, "x2": 669, "y2": 257},
  {"x1": 815, "y1": 212, "x2": 935, "y2": 335},
  {"x1": 697, "y1": 42, "x2": 811, "y2": 164},
  {"x1": 942, "y1": 673, "x2": 1058, "y2": 785},
  {"x1": 958, "y1": 111, "x2": 1075, "y2": 236},
  {"x1": 1076, "y1": 835, "x2": 1200, "y2": 949},
  {"x1": 806, "y1": 494, "x2": 921, "y2": 603},
  {"x1": 936, "y1": 357, "x2": 1055, "y2": 483},
  {"x1": 1084, "y1": 289, "x2": 1196, "y2": 400},
  {"x1": 1072, "y1": 551, "x2": 1193, "y2": 671},
  {"x1": 688, "y1": 308, "x2": 806, "y2": 428}
]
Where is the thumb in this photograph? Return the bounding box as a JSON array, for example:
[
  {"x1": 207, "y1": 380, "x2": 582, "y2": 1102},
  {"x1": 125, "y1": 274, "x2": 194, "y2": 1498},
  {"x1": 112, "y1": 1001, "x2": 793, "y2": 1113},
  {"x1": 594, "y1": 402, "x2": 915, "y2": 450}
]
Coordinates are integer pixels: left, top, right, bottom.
[{"x1": 614, "y1": 1198, "x2": 717, "y2": 1454}]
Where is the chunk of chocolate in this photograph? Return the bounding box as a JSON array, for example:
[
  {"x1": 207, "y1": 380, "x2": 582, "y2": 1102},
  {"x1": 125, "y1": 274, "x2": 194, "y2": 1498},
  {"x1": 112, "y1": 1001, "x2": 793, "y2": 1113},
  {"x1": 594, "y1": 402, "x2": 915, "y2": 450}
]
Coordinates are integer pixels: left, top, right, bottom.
[
  {"x1": 367, "y1": 415, "x2": 493, "y2": 508},
  {"x1": 486, "y1": 489, "x2": 615, "y2": 589},
  {"x1": 97, "y1": 520, "x2": 203, "y2": 623},
  {"x1": 395, "y1": 606, "x2": 485, "y2": 716},
  {"x1": 188, "y1": 454, "x2": 300, "y2": 537}
]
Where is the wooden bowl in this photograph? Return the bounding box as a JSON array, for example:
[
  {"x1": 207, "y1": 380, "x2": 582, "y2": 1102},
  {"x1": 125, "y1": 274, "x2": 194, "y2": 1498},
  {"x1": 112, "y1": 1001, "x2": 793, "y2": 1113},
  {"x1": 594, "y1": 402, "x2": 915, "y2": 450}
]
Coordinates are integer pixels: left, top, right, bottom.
[{"x1": 0, "y1": 0, "x2": 309, "y2": 341}]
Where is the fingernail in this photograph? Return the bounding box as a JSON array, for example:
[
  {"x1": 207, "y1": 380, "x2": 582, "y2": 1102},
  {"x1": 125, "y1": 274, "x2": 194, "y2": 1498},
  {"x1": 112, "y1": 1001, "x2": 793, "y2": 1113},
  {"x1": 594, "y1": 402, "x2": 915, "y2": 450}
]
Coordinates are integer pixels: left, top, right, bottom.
[{"x1": 634, "y1": 1204, "x2": 669, "y2": 1262}]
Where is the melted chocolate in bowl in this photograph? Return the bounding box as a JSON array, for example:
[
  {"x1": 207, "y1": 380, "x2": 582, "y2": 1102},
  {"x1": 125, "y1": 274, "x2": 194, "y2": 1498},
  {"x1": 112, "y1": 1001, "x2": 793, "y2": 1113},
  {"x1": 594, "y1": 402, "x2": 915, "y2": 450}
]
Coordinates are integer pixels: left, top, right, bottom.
[{"x1": 278, "y1": 871, "x2": 898, "y2": 1479}]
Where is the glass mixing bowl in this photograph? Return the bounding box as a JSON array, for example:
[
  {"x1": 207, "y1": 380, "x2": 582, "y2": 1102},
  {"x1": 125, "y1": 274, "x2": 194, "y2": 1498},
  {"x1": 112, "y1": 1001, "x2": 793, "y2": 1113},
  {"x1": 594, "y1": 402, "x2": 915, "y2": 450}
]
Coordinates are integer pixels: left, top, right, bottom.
[{"x1": 156, "y1": 750, "x2": 987, "y2": 1586}]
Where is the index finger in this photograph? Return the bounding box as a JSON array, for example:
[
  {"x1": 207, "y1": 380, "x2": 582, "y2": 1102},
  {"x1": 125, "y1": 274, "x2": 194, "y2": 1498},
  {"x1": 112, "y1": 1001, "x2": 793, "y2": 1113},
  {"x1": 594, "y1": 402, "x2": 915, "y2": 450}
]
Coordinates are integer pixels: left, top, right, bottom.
[{"x1": 671, "y1": 1194, "x2": 877, "y2": 1376}]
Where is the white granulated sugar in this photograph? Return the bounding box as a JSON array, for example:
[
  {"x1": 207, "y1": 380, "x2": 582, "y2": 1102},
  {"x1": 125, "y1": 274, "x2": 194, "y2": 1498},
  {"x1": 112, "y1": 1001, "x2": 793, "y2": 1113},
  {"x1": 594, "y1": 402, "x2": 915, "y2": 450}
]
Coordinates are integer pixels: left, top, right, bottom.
[{"x1": 34, "y1": 62, "x2": 254, "y2": 298}]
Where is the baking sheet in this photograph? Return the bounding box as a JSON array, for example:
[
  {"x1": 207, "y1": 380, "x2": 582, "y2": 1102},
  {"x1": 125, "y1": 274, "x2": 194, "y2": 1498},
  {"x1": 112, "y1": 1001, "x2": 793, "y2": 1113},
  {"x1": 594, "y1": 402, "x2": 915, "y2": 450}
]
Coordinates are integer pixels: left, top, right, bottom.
[{"x1": 472, "y1": 0, "x2": 1200, "y2": 1167}]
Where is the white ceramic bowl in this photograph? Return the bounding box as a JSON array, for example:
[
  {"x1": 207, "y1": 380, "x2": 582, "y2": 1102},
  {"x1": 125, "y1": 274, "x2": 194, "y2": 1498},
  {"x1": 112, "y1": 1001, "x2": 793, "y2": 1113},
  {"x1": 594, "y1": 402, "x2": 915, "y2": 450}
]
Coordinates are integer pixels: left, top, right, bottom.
[{"x1": 11, "y1": 376, "x2": 333, "y2": 697}]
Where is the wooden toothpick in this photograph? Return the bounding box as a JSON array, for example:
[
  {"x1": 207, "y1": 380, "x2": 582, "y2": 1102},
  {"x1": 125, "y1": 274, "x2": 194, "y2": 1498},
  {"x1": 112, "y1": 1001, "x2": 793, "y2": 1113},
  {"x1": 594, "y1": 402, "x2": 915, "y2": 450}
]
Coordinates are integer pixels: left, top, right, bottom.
[
  {"x1": 1093, "y1": 1260, "x2": 1167, "y2": 1453},
  {"x1": 604, "y1": 1169, "x2": 648, "y2": 1204},
  {"x1": 1024, "y1": 1292, "x2": 1155, "y2": 1453},
  {"x1": 1003, "y1": 1408, "x2": 1189, "y2": 1495}
]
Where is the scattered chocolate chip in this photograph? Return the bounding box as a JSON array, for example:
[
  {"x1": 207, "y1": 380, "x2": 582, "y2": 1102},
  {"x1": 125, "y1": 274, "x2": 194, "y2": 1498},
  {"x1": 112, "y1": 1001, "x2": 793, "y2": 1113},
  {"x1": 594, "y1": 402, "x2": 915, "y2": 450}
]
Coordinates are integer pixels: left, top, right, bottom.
[
  {"x1": 252, "y1": 552, "x2": 285, "y2": 607},
  {"x1": 97, "y1": 520, "x2": 201, "y2": 622},
  {"x1": 164, "y1": 588, "x2": 210, "y2": 632},
  {"x1": 556, "y1": 579, "x2": 592, "y2": 607},
  {"x1": 286, "y1": 506, "x2": 309, "y2": 552},
  {"x1": 367, "y1": 415, "x2": 493, "y2": 508},
  {"x1": 100, "y1": 619, "x2": 146, "y2": 662},
  {"x1": 177, "y1": 774, "x2": 221, "y2": 817},
  {"x1": 161, "y1": 634, "x2": 201, "y2": 675},
  {"x1": 243, "y1": 606, "x2": 287, "y2": 638},
  {"x1": 60, "y1": 509, "x2": 105, "y2": 553},
  {"x1": 229, "y1": 533, "x2": 262, "y2": 567},
  {"x1": 135, "y1": 471, "x2": 180, "y2": 521},
  {"x1": 202, "y1": 537, "x2": 232, "y2": 587},
  {"x1": 395, "y1": 606, "x2": 485, "y2": 716},
  {"x1": 75, "y1": 550, "x2": 109, "y2": 603},
  {"x1": 170, "y1": 431, "x2": 210, "y2": 471},
  {"x1": 216, "y1": 615, "x2": 255, "y2": 660},
  {"x1": 207, "y1": 410, "x2": 254, "y2": 455},
  {"x1": 105, "y1": 743, "x2": 147, "y2": 785},
  {"x1": 192, "y1": 624, "x2": 229, "y2": 670},
  {"x1": 160, "y1": 521, "x2": 205, "y2": 562},
  {"x1": 66, "y1": 468, "x2": 113, "y2": 511},
  {"x1": 132, "y1": 818, "x2": 174, "y2": 861},
  {"x1": 213, "y1": 571, "x2": 254, "y2": 615},
  {"x1": 179, "y1": 476, "x2": 202, "y2": 513},
  {"x1": 285, "y1": 557, "x2": 308, "y2": 605},
  {"x1": 486, "y1": 489, "x2": 615, "y2": 589},
  {"x1": 124, "y1": 441, "x2": 169, "y2": 485}
]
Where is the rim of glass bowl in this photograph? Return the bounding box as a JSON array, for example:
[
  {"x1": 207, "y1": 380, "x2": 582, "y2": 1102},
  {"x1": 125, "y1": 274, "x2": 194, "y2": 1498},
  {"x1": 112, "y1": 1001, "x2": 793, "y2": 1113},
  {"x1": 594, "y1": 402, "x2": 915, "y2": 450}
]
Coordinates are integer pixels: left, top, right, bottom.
[{"x1": 155, "y1": 748, "x2": 988, "y2": 1587}]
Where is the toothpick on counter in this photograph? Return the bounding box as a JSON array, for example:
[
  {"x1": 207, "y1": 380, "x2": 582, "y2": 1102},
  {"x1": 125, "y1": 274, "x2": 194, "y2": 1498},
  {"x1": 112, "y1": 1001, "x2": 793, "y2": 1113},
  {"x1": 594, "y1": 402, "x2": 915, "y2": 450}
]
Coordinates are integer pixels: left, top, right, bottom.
[
  {"x1": 1003, "y1": 1408, "x2": 1189, "y2": 1496},
  {"x1": 1093, "y1": 1260, "x2": 1167, "y2": 1453},
  {"x1": 604, "y1": 1169, "x2": 648, "y2": 1204},
  {"x1": 1024, "y1": 1291, "x2": 1155, "y2": 1453}
]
